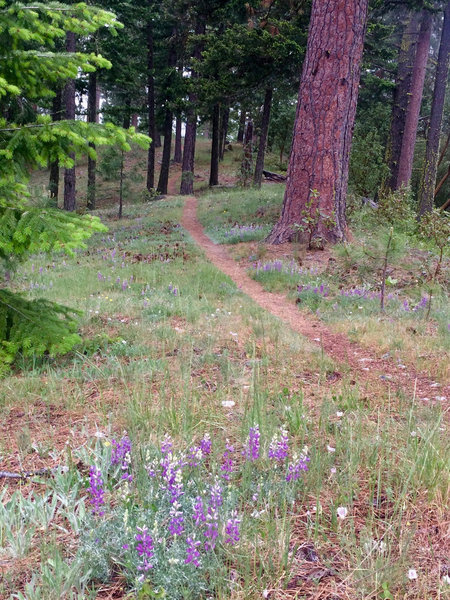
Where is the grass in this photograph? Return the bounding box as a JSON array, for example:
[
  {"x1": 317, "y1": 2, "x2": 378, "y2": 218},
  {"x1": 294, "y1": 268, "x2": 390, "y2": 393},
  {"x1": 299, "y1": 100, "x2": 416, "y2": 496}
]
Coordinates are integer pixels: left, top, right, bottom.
[
  {"x1": 197, "y1": 186, "x2": 450, "y2": 384},
  {"x1": 0, "y1": 150, "x2": 449, "y2": 599}
]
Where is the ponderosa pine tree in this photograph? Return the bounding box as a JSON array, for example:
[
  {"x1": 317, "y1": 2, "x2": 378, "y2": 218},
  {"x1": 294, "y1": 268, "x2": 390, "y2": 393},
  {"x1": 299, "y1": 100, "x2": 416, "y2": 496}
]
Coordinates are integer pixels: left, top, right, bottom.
[
  {"x1": 384, "y1": 10, "x2": 422, "y2": 192},
  {"x1": 418, "y1": 1, "x2": 450, "y2": 215},
  {"x1": 396, "y1": 8, "x2": 432, "y2": 189},
  {"x1": 267, "y1": 0, "x2": 369, "y2": 245}
]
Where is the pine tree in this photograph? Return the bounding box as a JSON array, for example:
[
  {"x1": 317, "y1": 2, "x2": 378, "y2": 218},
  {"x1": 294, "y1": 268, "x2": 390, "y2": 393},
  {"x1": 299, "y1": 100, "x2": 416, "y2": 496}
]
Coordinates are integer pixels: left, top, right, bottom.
[{"x1": 0, "y1": 1, "x2": 149, "y2": 370}]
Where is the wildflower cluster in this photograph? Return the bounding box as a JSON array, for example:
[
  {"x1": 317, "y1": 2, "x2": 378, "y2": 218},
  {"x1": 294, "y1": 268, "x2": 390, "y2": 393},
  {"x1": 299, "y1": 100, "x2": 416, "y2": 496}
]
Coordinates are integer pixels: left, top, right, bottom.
[{"x1": 80, "y1": 426, "x2": 309, "y2": 597}]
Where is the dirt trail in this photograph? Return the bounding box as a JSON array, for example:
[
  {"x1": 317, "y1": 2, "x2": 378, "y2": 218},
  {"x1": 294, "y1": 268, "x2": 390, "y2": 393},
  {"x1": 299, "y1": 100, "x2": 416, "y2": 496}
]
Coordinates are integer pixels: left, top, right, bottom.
[{"x1": 181, "y1": 196, "x2": 449, "y2": 407}]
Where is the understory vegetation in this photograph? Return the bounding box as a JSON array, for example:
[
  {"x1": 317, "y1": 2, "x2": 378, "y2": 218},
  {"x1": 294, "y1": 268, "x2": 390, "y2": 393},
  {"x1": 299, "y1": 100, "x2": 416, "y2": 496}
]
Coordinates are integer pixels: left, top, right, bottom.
[{"x1": 0, "y1": 183, "x2": 448, "y2": 599}]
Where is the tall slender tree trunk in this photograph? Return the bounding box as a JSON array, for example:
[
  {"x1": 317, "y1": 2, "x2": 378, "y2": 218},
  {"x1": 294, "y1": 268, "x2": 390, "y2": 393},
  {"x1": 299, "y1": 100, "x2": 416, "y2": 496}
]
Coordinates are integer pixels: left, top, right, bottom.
[
  {"x1": 240, "y1": 119, "x2": 254, "y2": 186},
  {"x1": 219, "y1": 107, "x2": 230, "y2": 160},
  {"x1": 131, "y1": 113, "x2": 139, "y2": 128},
  {"x1": 237, "y1": 109, "x2": 246, "y2": 143},
  {"x1": 180, "y1": 20, "x2": 205, "y2": 195},
  {"x1": 418, "y1": 1, "x2": 450, "y2": 216},
  {"x1": 396, "y1": 9, "x2": 432, "y2": 189},
  {"x1": 157, "y1": 112, "x2": 173, "y2": 194},
  {"x1": 209, "y1": 104, "x2": 220, "y2": 186},
  {"x1": 146, "y1": 12, "x2": 156, "y2": 191},
  {"x1": 157, "y1": 34, "x2": 178, "y2": 195},
  {"x1": 87, "y1": 71, "x2": 97, "y2": 211},
  {"x1": 49, "y1": 88, "x2": 62, "y2": 206},
  {"x1": 385, "y1": 11, "x2": 421, "y2": 191},
  {"x1": 118, "y1": 150, "x2": 124, "y2": 219},
  {"x1": 254, "y1": 87, "x2": 273, "y2": 187},
  {"x1": 174, "y1": 117, "x2": 183, "y2": 163},
  {"x1": 123, "y1": 97, "x2": 131, "y2": 129},
  {"x1": 267, "y1": 0, "x2": 369, "y2": 245},
  {"x1": 63, "y1": 31, "x2": 76, "y2": 212}
]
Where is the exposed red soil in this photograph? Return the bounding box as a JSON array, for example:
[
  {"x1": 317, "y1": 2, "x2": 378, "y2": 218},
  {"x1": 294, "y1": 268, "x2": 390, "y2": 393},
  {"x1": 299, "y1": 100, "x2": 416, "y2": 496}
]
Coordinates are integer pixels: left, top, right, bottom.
[{"x1": 181, "y1": 196, "x2": 449, "y2": 409}]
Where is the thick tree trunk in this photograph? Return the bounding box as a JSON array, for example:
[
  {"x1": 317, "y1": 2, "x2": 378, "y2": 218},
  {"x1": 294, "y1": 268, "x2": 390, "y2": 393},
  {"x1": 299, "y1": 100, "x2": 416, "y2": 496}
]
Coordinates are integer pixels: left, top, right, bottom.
[
  {"x1": 180, "y1": 21, "x2": 205, "y2": 195},
  {"x1": 87, "y1": 71, "x2": 97, "y2": 211},
  {"x1": 418, "y1": 2, "x2": 450, "y2": 216},
  {"x1": 173, "y1": 117, "x2": 183, "y2": 163},
  {"x1": 396, "y1": 9, "x2": 432, "y2": 189},
  {"x1": 209, "y1": 104, "x2": 220, "y2": 186},
  {"x1": 146, "y1": 14, "x2": 156, "y2": 191},
  {"x1": 131, "y1": 113, "x2": 138, "y2": 128},
  {"x1": 63, "y1": 31, "x2": 76, "y2": 212},
  {"x1": 267, "y1": 0, "x2": 369, "y2": 245},
  {"x1": 254, "y1": 87, "x2": 273, "y2": 188},
  {"x1": 385, "y1": 12, "x2": 421, "y2": 191},
  {"x1": 49, "y1": 89, "x2": 62, "y2": 206},
  {"x1": 219, "y1": 107, "x2": 230, "y2": 160},
  {"x1": 237, "y1": 109, "x2": 246, "y2": 143}
]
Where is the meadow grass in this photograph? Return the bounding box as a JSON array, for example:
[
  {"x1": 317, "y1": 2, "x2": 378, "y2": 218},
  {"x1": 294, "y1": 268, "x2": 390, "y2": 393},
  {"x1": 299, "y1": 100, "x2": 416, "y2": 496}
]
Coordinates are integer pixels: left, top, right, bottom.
[
  {"x1": 197, "y1": 187, "x2": 450, "y2": 384},
  {"x1": 0, "y1": 189, "x2": 448, "y2": 599}
]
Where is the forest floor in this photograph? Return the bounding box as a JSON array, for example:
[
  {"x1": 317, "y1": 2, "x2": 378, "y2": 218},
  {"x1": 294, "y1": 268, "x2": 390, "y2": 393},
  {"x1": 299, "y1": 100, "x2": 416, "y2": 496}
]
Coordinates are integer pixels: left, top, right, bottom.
[{"x1": 0, "y1": 143, "x2": 449, "y2": 600}]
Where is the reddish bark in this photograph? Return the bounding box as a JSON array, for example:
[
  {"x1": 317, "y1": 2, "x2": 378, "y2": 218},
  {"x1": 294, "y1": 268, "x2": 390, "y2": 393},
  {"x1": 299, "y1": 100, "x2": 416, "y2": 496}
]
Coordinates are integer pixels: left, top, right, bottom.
[
  {"x1": 385, "y1": 11, "x2": 421, "y2": 192},
  {"x1": 419, "y1": 1, "x2": 450, "y2": 216},
  {"x1": 63, "y1": 31, "x2": 76, "y2": 212},
  {"x1": 267, "y1": 0, "x2": 369, "y2": 244},
  {"x1": 396, "y1": 9, "x2": 432, "y2": 189}
]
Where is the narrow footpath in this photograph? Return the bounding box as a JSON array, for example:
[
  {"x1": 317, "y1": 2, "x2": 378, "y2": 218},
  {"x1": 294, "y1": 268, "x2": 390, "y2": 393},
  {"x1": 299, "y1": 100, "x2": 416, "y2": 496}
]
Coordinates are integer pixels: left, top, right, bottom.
[{"x1": 181, "y1": 196, "x2": 449, "y2": 408}]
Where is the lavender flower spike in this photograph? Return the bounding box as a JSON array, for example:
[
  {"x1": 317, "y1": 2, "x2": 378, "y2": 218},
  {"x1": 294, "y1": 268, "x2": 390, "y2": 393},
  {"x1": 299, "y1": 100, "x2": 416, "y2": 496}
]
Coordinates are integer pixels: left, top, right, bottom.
[
  {"x1": 89, "y1": 466, "x2": 105, "y2": 516},
  {"x1": 246, "y1": 425, "x2": 260, "y2": 462},
  {"x1": 225, "y1": 511, "x2": 241, "y2": 546},
  {"x1": 185, "y1": 537, "x2": 202, "y2": 567},
  {"x1": 135, "y1": 526, "x2": 155, "y2": 572}
]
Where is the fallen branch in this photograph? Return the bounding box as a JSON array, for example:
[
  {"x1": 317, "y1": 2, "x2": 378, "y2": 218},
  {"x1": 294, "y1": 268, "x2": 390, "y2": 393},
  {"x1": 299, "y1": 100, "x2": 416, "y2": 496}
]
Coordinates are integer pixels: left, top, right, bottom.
[
  {"x1": 262, "y1": 169, "x2": 286, "y2": 183},
  {"x1": 0, "y1": 467, "x2": 66, "y2": 480}
]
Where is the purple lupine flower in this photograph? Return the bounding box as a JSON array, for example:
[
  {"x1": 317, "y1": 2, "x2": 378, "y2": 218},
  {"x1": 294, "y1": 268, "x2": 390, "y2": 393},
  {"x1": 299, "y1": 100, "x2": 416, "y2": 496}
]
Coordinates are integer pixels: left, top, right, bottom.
[
  {"x1": 403, "y1": 300, "x2": 410, "y2": 312},
  {"x1": 246, "y1": 425, "x2": 260, "y2": 462},
  {"x1": 188, "y1": 445, "x2": 203, "y2": 467},
  {"x1": 160, "y1": 434, "x2": 173, "y2": 455},
  {"x1": 135, "y1": 526, "x2": 154, "y2": 572},
  {"x1": 97, "y1": 271, "x2": 104, "y2": 281},
  {"x1": 39, "y1": 267, "x2": 43, "y2": 274},
  {"x1": 209, "y1": 482, "x2": 223, "y2": 510},
  {"x1": 413, "y1": 296, "x2": 428, "y2": 311},
  {"x1": 268, "y1": 428, "x2": 289, "y2": 463},
  {"x1": 285, "y1": 453, "x2": 310, "y2": 482},
  {"x1": 168, "y1": 505, "x2": 184, "y2": 536},
  {"x1": 161, "y1": 455, "x2": 184, "y2": 503},
  {"x1": 88, "y1": 466, "x2": 105, "y2": 516},
  {"x1": 204, "y1": 509, "x2": 219, "y2": 551},
  {"x1": 220, "y1": 441, "x2": 234, "y2": 481},
  {"x1": 185, "y1": 537, "x2": 202, "y2": 567},
  {"x1": 111, "y1": 436, "x2": 132, "y2": 465},
  {"x1": 193, "y1": 496, "x2": 206, "y2": 526},
  {"x1": 116, "y1": 277, "x2": 121, "y2": 284},
  {"x1": 199, "y1": 433, "x2": 212, "y2": 456},
  {"x1": 225, "y1": 512, "x2": 241, "y2": 546},
  {"x1": 122, "y1": 280, "x2": 128, "y2": 291}
]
